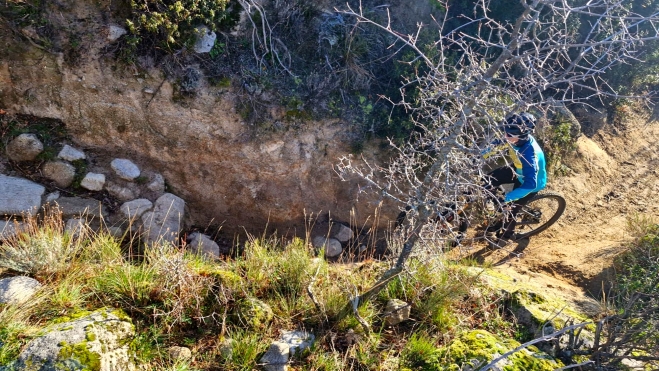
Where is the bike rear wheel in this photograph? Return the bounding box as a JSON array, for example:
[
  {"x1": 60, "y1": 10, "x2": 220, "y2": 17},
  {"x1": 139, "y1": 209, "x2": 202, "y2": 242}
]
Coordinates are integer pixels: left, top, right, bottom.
[{"x1": 512, "y1": 192, "x2": 566, "y2": 240}]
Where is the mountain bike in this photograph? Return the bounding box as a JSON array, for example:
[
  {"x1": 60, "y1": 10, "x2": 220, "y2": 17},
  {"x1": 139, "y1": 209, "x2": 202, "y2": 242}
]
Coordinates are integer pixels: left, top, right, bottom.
[
  {"x1": 484, "y1": 191, "x2": 566, "y2": 244},
  {"x1": 398, "y1": 191, "x2": 566, "y2": 248}
]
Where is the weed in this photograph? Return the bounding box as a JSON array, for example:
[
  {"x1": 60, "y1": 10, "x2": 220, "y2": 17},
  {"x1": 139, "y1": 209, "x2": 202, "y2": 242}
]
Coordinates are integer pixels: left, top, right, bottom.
[{"x1": 401, "y1": 332, "x2": 441, "y2": 370}]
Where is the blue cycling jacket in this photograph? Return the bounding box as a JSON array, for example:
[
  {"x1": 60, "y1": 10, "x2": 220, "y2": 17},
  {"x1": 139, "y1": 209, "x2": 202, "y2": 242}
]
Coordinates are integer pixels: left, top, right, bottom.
[{"x1": 482, "y1": 136, "x2": 547, "y2": 202}]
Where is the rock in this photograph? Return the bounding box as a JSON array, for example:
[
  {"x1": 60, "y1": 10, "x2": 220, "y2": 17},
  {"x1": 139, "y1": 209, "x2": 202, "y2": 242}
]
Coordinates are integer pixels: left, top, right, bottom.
[
  {"x1": 142, "y1": 193, "x2": 185, "y2": 246},
  {"x1": 65, "y1": 218, "x2": 86, "y2": 238},
  {"x1": 237, "y1": 297, "x2": 273, "y2": 329},
  {"x1": 384, "y1": 299, "x2": 410, "y2": 326},
  {"x1": 105, "y1": 182, "x2": 136, "y2": 201},
  {"x1": 147, "y1": 173, "x2": 166, "y2": 193},
  {"x1": 57, "y1": 144, "x2": 86, "y2": 161},
  {"x1": 119, "y1": 199, "x2": 153, "y2": 221},
  {"x1": 13, "y1": 308, "x2": 136, "y2": 371},
  {"x1": 442, "y1": 330, "x2": 562, "y2": 370},
  {"x1": 52, "y1": 197, "x2": 104, "y2": 219},
  {"x1": 193, "y1": 25, "x2": 216, "y2": 53},
  {"x1": 106, "y1": 226, "x2": 125, "y2": 239},
  {"x1": 80, "y1": 172, "x2": 106, "y2": 191},
  {"x1": 330, "y1": 223, "x2": 353, "y2": 242},
  {"x1": 187, "y1": 232, "x2": 220, "y2": 259},
  {"x1": 0, "y1": 276, "x2": 42, "y2": 305},
  {"x1": 6, "y1": 133, "x2": 43, "y2": 162},
  {"x1": 42, "y1": 161, "x2": 76, "y2": 187},
  {"x1": 259, "y1": 342, "x2": 289, "y2": 371},
  {"x1": 218, "y1": 338, "x2": 234, "y2": 358},
  {"x1": 0, "y1": 220, "x2": 24, "y2": 240},
  {"x1": 280, "y1": 330, "x2": 315, "y2": 355},
  {"x1": 0, "y1": 174, "x2": 45, "y2": 215},
  {"x1": 168, "y1": 346, "x2": 192, "y2": 362},
  {"x1": 107, "y1": 25, "x2": 127, "y2": 41},
  {"x1": 45, "y1": 191, "x2": 60, "y2": 203},
  {"x1": 111, "y1": 159, "x2": 140, "y2": 181},
  {"x1": 311, "y1": 236, "x2": 342, "y2": 258}
]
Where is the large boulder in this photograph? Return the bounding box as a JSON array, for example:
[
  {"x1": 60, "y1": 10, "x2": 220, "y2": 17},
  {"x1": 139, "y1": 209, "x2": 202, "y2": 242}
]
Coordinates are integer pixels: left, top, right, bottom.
[
  {"x1": 11, "y1": 308, "x2": 136, "y2": 371},
  {"x1": 0, "y1": 276, "x2": 42, "y2": 305},
  {"x1": 0, "y1": 174, "x2": 45, "y2": 215},
  {"x1": 142, "y1": 193, "x2": 185, "y2": 246},
  {"x1": 187, "y1": 232, "x2": 220, "y2": 259},
  {"x1": 439, "y1": 330, "x2": 563, "y2": 370},
  {"x1": 52, "y1": 197, "x2": 105, "y2": 219}
]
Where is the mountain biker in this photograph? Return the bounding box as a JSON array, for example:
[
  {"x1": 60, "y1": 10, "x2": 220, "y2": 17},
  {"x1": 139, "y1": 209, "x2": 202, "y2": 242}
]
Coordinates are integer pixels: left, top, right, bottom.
[{"x1": 482, "y1": 112, "x2": 547, "y2": 240}]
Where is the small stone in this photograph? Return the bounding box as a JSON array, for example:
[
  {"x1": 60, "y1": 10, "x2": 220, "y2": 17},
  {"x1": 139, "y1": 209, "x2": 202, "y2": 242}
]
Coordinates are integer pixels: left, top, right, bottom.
[
  {"x1": 168, "y1": 346, "x2": 192, "y2": 362},
  {"x1": 330, "y1": 223, "x2": 353, "y2": 242},
  {"x1": 147, "y1": 173, "x2": 166, "y2": 193},
  {"x1": 280, "y1": 330, "x2": 315, "y2": 355},
  {"x1": 384, "y1": 299, "x2": 410, "y2": 326},
  {"x1": 311, "y1": 236, "x2": 342, "y2": 258},
  {"x1": 259, "y1": 342, "x2": 289, "y2": 371},
  {"x1": 6, "y1": 133, "x2": 43, "y2": 162},
  {"x1": 193, "y1": 25, "x2": 216, "y2": 53},
  {"x1": 0, "y1": 276, "x2": 42, "y2": 305},
  {"x1": 106, "y1": 182, "x2": 136, "y2": 201},
  {"x1": 108, "y1": 25, "x2": 127, "y2": 41},
  {"x1": 111, "y1": 159, "x2": 141, "y2": 180},
  {"x1": 57, "y1": 144, "x2": 86, "y2": 161},
  {"x1": 80, "y1": 172, "x2": 105, "y2": 191},
  {"x1": 120, "y1": 199, "x2": 153, "y2": 220},
  {"x1": 42, "y1": 161, "x2": 76, "y2": 188},
  {"x1": 218, "y1": 338, "x2": 234, "y2": 358}
]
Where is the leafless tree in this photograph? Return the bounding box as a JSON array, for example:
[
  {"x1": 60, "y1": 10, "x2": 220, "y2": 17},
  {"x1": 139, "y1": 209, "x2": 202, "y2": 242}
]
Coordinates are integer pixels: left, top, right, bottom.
[{"x1": 334, "y1": 0, "x2": 659, "y2": 362}]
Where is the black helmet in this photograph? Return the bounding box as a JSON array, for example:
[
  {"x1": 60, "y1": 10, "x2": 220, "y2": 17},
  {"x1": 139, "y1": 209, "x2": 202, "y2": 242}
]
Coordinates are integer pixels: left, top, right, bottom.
[{"x1": 502, "y1": 112, "x2": 536, "y2": 138}]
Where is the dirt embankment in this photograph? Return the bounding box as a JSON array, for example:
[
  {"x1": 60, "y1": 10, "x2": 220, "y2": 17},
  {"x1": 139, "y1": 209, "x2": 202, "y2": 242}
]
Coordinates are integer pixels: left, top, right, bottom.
[{"x1": 479, "y1": 109, "x2": 659, "y2": 306}]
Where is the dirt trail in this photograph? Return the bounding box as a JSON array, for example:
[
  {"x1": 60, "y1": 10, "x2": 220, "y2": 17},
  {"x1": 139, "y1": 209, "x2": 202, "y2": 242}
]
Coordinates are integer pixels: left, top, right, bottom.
[{"x1": 475, "y1": 111, "x2": 659, "y2": 306}]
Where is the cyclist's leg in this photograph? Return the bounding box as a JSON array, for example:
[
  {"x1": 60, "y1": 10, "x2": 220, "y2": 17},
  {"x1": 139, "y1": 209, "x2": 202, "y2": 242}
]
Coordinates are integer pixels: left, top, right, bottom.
[
  {"x1": 500, "y1": 192, "x2": 537, "y2": 239},
  {"x1": 483, "y1": 166, "x2": 518, "y2": 193}
]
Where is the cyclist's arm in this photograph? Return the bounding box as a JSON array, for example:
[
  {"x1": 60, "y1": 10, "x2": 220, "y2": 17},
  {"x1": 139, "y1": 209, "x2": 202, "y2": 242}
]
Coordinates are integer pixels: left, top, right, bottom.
[
  {"x1": 505, "y1": 144, "x2": 539, "y2": 202},
  {"x1": 481, "y1": 140, "x2": 506, "y2": 160}
]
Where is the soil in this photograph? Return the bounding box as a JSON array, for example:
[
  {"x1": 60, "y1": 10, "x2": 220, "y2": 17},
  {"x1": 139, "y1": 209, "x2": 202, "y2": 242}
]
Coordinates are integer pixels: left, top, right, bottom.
[{"x1": 463, "y1": 108, "x2": 659, "y2": 311}]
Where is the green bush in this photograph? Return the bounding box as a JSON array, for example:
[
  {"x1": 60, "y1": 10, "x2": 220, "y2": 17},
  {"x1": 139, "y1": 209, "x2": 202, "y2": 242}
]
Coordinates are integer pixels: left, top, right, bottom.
[{"x1": 126, "y1": 0, "x2": 231, "y2": 49}]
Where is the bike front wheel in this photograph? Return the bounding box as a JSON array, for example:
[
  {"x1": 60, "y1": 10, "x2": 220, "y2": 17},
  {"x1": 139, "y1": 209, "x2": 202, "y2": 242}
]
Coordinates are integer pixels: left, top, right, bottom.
[{"x1": 513, "y1": 192, "x2": 566, "y2": 240}]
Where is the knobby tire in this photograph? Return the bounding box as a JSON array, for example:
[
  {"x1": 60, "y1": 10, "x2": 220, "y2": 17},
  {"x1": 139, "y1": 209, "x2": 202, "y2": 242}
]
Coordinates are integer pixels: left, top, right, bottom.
[{"x1": 513, "y1": 192, "x2": 566, "y2": 240}]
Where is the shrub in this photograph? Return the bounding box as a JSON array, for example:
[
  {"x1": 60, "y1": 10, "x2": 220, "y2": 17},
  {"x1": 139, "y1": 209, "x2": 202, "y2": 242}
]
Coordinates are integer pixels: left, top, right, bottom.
[
  {"x1": 0, "y1": 212, "x2": 84, "y2": 278},
  {"x1": 126, "y1": 0, "x2": 231, "y2": 49}
]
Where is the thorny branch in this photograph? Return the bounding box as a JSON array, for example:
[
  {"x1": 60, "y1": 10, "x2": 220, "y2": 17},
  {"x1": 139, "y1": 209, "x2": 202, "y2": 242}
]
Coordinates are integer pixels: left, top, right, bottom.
[{"x1": 334, "y1": 1, "x2": 659, "y2": 367}]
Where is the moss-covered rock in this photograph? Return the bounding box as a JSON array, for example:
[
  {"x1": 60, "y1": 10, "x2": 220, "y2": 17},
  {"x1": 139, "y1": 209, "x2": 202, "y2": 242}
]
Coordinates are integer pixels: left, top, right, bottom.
[
  {"x1": 438, "y1": 330, "x2": 563, "y2": 371},
  {"x1": 8, "y1": 308, "x2": 135, "y2": 371},
  {"x1": 235, "y1": 297, "x2": 274, "y2": 330}
]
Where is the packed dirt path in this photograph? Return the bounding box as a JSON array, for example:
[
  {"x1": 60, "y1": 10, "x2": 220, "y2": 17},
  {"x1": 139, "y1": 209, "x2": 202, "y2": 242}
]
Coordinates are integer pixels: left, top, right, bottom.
[{"x1": 470, "y1": 111, "x2": 659, "y2": 306}]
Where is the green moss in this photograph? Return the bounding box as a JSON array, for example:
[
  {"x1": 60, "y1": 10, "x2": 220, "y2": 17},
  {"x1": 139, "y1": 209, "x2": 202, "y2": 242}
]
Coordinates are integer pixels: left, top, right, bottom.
[
  {"x1": 51, "y1": 309, "x2": 92, "y2": 325},
  {"x1": 439, "y1": 330, "x2": 563, "y2": 371},
  {"x1": 57, "y1": 341, "x2": 101, "y2": 371}
]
